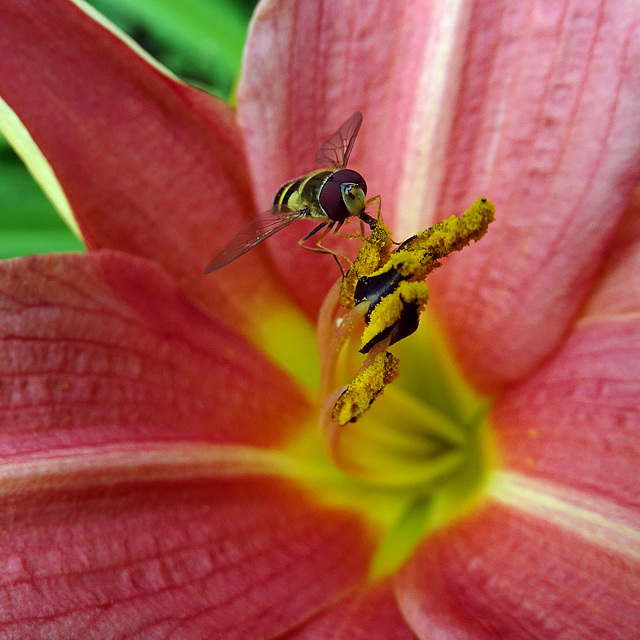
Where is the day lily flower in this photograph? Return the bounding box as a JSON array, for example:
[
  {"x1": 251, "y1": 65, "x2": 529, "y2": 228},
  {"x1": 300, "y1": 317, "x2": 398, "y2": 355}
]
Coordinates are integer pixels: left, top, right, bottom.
[{"x1": 1, "y1": 0, "x2": 640, "y2": 637}]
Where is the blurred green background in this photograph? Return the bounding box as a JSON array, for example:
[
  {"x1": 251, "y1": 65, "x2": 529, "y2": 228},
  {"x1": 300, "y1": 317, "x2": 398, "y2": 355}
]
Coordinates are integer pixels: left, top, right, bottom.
[{"x1": 0, "y1": 0, "x2": 258, "y2": 259}]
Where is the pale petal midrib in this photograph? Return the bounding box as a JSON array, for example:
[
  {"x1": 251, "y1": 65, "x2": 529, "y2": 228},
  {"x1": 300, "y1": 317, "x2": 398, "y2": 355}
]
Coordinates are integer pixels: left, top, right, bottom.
[
  {"x1": 396, "y1": 0, "x2": 471, "y2": 236},
  {"x1": 488, "y1": 469, "x2": 640, "y2": 560},
  {"x1": 0, "y1": 442, "x2": 298, "y2": 495}
]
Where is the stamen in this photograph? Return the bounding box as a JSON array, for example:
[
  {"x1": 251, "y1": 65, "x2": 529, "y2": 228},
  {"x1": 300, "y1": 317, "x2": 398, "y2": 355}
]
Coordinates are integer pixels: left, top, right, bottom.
[
  {"x1": 360, "y1": 280, "x2": 429, "y2": 353},
  {"x1": 333, "y1": 342, "x2": 400, "y2": 426},
  {"x1": 317, "y1": 197, "x2": 495, "y2": 452}
]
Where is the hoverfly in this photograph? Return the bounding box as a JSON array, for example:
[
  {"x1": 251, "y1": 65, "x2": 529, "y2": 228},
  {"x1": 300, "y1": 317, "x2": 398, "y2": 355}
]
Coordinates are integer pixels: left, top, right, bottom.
[{"x1": 203, "y1": 112, "x2": 380, "y2": 274}]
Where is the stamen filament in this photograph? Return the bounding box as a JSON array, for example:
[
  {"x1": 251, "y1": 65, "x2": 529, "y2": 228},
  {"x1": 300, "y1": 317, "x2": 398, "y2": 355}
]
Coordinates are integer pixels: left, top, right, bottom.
[{"x1": 317, "y1": 277, "x2": 369, "y2": 398}]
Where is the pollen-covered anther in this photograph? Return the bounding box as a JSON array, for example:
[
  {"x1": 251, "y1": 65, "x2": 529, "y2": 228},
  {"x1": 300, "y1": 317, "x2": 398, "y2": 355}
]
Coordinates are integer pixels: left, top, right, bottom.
[
  {"x1": 339, "y1": 223, "x2": 394, "y2": 308},
  {"x1": 360, "y1": 280, "x2": 429, "y2": 353},
  {"x1": 397, "y1": 197, "x2": 495, "y2": 257},
  {"x1": 332, "y1": 351, "x2": 400, "y2": 426}
]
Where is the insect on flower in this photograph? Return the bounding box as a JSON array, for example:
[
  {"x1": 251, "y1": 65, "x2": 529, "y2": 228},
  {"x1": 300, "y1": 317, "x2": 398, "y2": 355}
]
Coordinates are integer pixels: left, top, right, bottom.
[{"x1": 203, "y1": 112, "x2": 381, "y2": 273}]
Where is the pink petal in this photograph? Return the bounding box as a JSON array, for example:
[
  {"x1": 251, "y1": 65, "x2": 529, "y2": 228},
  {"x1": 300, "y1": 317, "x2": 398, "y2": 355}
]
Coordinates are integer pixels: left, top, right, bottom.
[
  {"x1": 396, "y1": 500, "x2": 640, "y2": 639},
  {"x1": 0, "y1": 251, "x2": 310, "y2": 454},
  {"x1": 493, "y1": 315, "x2": 640, "y2": 508},
  {"x1": 0, "y1": 476, "x2": 376, "y2": 638},
  {"x1": 285, "y1": 579, "x2": 417, "y2": 639},
  {"x1": 0, "y1": 0, "x2": 293, "y2": 333},
  {"x1": 583, "y1": 184, "x2": 640, "y2": 317},
  {"x1": 395, "y1": 308, "x2": 640, "y2": 637},
  {"x1": 428, "y1": 0, "x2": 640, "y2": 391}
]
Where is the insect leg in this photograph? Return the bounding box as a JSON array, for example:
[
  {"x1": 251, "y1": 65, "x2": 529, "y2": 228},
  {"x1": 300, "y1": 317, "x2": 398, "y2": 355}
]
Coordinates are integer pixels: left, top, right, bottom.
[
  {"x1": 332, "y1": 221, "x2": 365, "y2": 240},
  {"x1": 299, "y1": 222, "x2": 328, "y2": 243},
  {"x1": 297, "y1": 222, "x2": 351, "y2": 276}
]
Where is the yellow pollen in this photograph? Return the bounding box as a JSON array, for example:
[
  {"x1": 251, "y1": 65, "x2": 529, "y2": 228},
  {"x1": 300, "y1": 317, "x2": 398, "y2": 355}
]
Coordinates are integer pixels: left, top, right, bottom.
[
  {"x1": 361, "y1": 280, "x2": 429, "y2": 352},
  {"x1": 339, "y1": 223, "x2": 394, "y2": 307},
  {"x1": 332, "y1": 351, "x2": 400, "y2": 426}
]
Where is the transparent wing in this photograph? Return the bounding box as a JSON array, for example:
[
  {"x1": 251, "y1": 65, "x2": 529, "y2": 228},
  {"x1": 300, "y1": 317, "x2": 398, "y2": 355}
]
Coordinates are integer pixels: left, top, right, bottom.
[
  {"x1": 315, "y1": 111, "x2": 363, "y2": 169},
  {"x1": 203, "y1": 209, "x2": 305, "y2": 273}
]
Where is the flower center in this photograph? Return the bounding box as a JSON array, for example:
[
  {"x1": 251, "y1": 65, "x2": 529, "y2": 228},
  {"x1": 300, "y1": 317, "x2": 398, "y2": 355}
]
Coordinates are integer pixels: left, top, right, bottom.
[{"x1": 312, "y1": 311, "x2": 494, "y2": 575}]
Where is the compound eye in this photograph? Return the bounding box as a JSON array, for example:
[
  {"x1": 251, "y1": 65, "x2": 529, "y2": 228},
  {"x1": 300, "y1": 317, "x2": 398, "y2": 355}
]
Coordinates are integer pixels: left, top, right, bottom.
[
  {"x1": 319, "y1": 169, "x2": 368, "y2": 222},
  {"x1": 337, "y1": 169, "x2": 367, "y2": 195},
  {"x1": 319, "y1": 176, "x2": 346, "y2": 221}
]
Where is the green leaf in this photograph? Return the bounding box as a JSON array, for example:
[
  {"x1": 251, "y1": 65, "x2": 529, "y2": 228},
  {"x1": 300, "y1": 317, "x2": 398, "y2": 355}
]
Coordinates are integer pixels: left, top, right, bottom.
[
  {"x1": 89, "y1": 0, "x2": 255, "y2": 97},
  {"x1": 0, "y1": 149, "x2": 84, "y2": 259}
]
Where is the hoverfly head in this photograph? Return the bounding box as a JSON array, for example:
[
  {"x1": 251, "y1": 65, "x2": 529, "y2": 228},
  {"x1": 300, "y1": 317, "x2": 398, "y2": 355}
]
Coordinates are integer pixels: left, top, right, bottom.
[{"x1": 319, "y1": 169, "x2": 367, "y2": 221}]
